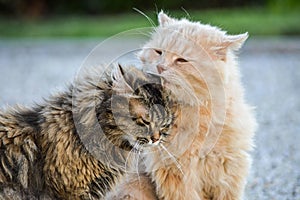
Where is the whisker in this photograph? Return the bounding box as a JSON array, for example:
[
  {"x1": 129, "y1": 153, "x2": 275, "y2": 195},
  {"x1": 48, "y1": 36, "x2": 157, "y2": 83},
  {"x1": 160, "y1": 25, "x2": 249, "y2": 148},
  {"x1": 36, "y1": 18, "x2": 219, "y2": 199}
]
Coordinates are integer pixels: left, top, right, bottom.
[
  {"x1": 133, "y1": 8, "x2": 156, "y2": 27},
  {"x1": 160, "y1": 144, "x2": 184, "y2": 175},
  {"x1": 124, "y1": 142, "x2": 136, "y2": 174},
  {"x1": 161, "y1": 71, "x2": 199, "y2": 103},
  {"x1": 146, "y1": 70, "x2": 164, "y2": 77},
  {"x1": 135, "y1": 29, "x2": 152, "y2": 38},
  {"x1": 160, "y1": 138, "x2": 171, "y2": 145},
  {"x1": 158, "y1": 145, "x2": 167, "y2": 168},
  {"x1": 181, "y1": 7, "x2": 191, "y2": 19},
  {"x1": 134, "y1": 143, "x2": 142, "y2": 187}
]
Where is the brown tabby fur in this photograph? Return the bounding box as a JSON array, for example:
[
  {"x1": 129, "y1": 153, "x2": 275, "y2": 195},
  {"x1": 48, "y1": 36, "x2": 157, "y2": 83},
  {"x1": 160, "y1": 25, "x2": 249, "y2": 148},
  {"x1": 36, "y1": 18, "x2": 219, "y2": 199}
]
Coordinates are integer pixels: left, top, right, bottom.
[{"x1": 0, "y1": 65, "x2": 175, "y2": 199}]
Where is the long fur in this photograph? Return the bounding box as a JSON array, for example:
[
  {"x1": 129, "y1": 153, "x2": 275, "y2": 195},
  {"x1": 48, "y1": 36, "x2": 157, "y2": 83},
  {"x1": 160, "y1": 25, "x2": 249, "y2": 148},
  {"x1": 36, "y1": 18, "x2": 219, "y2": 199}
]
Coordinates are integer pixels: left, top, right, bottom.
[
  {"x1": 0, "y1": 65, "x2": 175, "y2": 200},
  {"x1": 110, "y1": 11, "x2": 257, "y2": 200}
]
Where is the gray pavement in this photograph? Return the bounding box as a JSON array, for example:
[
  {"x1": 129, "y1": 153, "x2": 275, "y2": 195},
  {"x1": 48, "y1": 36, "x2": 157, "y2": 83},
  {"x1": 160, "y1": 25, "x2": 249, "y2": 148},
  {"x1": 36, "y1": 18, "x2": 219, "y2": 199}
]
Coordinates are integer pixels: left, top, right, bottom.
[{"x1": 0, "y1": 37, "x2": 299, "y2": 199}]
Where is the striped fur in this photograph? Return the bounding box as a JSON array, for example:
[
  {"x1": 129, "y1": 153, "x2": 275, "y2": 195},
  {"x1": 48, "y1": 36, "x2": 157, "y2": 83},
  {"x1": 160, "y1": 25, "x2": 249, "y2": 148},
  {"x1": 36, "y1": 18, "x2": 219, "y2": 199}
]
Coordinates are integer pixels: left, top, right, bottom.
[{"x1": 0, "y1": 65, "x2": 175, "y2": 199}]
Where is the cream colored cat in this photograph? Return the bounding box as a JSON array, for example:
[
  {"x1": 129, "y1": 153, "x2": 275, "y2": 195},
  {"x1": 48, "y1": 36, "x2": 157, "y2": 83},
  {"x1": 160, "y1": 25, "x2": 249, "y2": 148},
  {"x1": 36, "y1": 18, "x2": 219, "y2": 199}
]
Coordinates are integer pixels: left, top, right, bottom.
[{"x1": 107, "y1": 12, "x2": 257, "y2": 200}]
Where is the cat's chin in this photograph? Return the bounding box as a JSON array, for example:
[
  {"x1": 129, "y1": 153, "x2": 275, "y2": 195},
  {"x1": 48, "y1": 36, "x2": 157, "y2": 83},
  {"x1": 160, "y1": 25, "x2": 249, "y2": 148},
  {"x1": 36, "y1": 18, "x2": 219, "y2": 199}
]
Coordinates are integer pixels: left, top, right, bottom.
[
  {"x1": 141, "y1": 142, "x2": 160, "y2": 149},
  {"x1": 126, "y1": 141, "x2": 161, "y2": 152}
]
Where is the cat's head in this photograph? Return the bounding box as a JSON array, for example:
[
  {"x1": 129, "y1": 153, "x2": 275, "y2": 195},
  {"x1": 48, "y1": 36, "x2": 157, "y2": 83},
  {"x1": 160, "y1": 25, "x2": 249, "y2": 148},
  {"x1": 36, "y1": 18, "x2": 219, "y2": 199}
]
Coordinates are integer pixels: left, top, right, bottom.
[
  {"x1": 139, "y1": 11, "x2": 248, "y2": 105},
  {"x1": 98, "y1": 65, "x2": 176, "y2": 151}
]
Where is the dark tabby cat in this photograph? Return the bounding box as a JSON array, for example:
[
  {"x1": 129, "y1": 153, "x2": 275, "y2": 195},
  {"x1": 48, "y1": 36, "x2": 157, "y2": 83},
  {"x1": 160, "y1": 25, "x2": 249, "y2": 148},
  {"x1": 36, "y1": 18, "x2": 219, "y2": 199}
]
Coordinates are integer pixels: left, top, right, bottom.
[{"x1": 0, "y1": 65, "x2": 176, "y2": 199}]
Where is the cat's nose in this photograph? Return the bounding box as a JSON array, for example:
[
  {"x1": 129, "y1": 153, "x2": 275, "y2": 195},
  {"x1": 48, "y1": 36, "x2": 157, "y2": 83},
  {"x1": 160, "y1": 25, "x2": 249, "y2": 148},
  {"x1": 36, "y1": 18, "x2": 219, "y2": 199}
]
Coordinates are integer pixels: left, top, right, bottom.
[
  {"x1": 157, "y1": 64, "x2": 166, "y2": 74},
  {"x1": 150, "y1": 132, "x2": 160, "y2": 143},
  {"x1": 150, "y1": 136, "x2": 159, "y2": 143}
]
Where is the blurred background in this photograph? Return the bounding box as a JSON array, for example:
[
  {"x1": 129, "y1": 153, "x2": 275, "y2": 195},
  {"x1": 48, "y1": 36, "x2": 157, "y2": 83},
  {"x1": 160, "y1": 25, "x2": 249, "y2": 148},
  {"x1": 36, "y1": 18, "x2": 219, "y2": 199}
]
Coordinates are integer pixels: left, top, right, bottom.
[
  {"x1": 0, "y1": 0, "x2": 299, "y2": 37},
  {"x1": 0, "y1": 0, "x2": 300, "y2": 199}
]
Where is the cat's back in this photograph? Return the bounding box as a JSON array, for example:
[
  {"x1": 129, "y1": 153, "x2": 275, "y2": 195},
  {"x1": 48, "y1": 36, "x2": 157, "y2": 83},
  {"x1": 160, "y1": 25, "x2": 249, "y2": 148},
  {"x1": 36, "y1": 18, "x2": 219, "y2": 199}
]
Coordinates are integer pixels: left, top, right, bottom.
[{"x1": 0, "y1": 106, "x2": 45, "y2": 199}]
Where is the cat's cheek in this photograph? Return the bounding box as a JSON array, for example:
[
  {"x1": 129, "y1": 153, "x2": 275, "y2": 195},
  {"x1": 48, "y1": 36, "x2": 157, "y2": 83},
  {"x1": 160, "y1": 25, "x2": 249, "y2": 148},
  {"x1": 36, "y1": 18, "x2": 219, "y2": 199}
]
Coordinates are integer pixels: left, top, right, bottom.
[
  {"x1": 139, "y1": 56, "x2": 158, "y2": 73},
  {"x1": 122, "y1": 135, "x2": 135, "y2": 147},
  {"x1": 139, "y1": 54, "x2": 146, "y2": 63},
  {"x1": 138, "y1": 49, "x2": 151, "y2": 63},
  {"x1": 144, "y1": 65, "x2": 159, "y2": 74},
  {"x1": 139, "y1": 49, "x2": 159, "y2": 65},
  {"x1": 162, "y1": 124, "x2": 178, "y2": 143}
]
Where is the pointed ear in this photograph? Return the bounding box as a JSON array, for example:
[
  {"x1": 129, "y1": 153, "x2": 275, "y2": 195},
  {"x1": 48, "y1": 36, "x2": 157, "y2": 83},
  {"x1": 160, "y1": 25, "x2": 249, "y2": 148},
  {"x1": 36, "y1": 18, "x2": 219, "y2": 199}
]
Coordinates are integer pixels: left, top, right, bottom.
[
  {"x1": 158, "y1": 11, "x2": 174, "y2": 26},
  {"x1": 212, "y1": 32, "x2": 248, "y2": 61},
  {"x1": 111, "y1": 64, "x2": 134, "y2": 94},
  {"x1": 224, "y1": 32, "x2": 248, "y2": 51}
]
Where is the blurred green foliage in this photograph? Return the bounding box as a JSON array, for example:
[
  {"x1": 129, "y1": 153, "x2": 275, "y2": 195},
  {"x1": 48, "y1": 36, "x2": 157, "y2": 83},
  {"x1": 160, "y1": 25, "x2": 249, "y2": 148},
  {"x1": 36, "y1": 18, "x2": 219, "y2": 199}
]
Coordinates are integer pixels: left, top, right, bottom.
[
  {"x1": 1, "y1": 0, "x2": 299, "y2": 19},
  {"x1": 0, "y1": 0, "x2": 299, "y2": 37},
  {"x1": 1, "y1": 0, "x2": 265, "y2": 18},
  {"x1": 267, "y1": 0, "x2": 300, "y2": 13},
  {"x1": 0, "y1": 8, "x2": 299, "y2": 38}
]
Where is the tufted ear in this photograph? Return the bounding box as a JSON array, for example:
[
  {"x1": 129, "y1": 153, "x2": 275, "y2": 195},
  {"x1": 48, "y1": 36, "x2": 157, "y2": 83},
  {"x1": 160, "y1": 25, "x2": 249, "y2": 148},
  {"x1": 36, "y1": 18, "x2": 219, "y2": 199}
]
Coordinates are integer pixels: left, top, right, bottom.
[
  {"x1": 111, "y1": 64, "x2": 134, "y2": 94},
  {"x1": 213, "y1": 32, "x2": 248, "y2": 61},
  {"x1": 158, "y1": 11, "x2": 174, "y2": 27}
]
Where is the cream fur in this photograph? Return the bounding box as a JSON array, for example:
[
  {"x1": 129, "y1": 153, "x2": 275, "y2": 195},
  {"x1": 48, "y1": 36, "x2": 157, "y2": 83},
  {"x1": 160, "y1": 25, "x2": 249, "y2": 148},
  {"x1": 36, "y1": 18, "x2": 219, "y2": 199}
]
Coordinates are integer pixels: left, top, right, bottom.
[{"x1": 108, "y1": 11, "x2": 256, "y2": 200}]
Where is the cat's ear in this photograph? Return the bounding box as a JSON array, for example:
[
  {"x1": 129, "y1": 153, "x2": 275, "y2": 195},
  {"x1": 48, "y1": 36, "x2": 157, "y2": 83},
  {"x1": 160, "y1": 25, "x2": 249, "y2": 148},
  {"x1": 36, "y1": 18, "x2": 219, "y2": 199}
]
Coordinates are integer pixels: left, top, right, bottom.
[
  {"x1": 213, "y1": 32, "x2": 248, "y2": 61},
  {"x1": 158, "y1": 11, "x2": 174, "y2": 27},
  {"x1": 111, "y1": 64, "x2": 134, "y2": 94},
  {"x1": 224, "y1": 32, "x2": 248, "y2": 51}
]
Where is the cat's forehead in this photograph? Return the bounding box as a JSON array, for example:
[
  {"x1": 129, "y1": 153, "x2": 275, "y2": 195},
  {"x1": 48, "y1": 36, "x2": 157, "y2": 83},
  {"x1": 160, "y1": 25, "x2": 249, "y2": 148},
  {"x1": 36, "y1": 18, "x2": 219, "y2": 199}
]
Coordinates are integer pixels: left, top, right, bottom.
[
  {"x1": 150, "y1": 19, "x2": 225, "y2": 52},
  {"x1": 129, "y1": 98, "x2": 148, "y2": 115},
  {"x1": 129, "y1": 97, "x2": 169, "y2": 120},
  {"x1": 147, "y1": 29, "x2": 204, "y2": 59}
]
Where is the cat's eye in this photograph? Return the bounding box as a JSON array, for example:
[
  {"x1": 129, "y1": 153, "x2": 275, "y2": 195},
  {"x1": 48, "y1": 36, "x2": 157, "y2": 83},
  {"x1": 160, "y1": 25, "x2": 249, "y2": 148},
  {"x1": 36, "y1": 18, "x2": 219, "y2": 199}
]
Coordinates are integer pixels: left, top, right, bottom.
[
  {"x1": 160, "y1": 131, "x2": 168, "y2": 137},
  {"x1": 154, "y1": 49, "x2": 162, "y2": 55},
  {"x1": 141, "y1": 118, "x2": 150, "y2": 125},
  {"x1": 135, "y1": 118, "x2": 150, "y2": 126},
  {"x1": 160, "y1": 127, "x2": 169, "y2": 136},
  {"x1": 176, "y1": 58, "x2": 188, "y2": 63},
  {"x1": 162, "y1": 124, "x2": 171, "y2": 129}
]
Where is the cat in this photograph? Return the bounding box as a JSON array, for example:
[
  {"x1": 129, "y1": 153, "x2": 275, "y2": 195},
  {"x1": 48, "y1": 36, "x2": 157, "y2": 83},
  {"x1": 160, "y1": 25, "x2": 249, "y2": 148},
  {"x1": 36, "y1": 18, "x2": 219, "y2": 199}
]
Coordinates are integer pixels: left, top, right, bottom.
[
  {"x1": 109, "y1": 11, "x2": 257, "y2": 200},
  {"x1": 0, "y1": 64, "x2": 176, "y2": 200}
]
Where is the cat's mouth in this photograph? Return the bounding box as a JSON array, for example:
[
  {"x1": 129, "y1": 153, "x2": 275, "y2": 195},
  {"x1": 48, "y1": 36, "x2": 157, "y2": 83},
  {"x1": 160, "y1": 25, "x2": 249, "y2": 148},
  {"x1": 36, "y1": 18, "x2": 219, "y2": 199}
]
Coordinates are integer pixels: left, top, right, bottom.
[
  {"x1": 136, "y1": 137, "x2": 161, "y2": 147},
  {"x1": 124, "y1": 136, "x2": 162, "y2": 152}
]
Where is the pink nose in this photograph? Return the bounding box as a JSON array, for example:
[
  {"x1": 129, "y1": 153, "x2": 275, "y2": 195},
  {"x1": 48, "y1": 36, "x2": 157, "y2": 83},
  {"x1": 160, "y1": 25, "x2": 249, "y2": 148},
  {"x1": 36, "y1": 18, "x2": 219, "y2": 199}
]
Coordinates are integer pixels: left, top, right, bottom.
[
  {"x1": 150, "y1": 132, "x2": 160, "y2": 143},
  {"x1": 157, "y1": 65, "x2": 165, "y2": 74},
  {"x1": 151, "y1": 135, "x2": 159, "y2": 143}
]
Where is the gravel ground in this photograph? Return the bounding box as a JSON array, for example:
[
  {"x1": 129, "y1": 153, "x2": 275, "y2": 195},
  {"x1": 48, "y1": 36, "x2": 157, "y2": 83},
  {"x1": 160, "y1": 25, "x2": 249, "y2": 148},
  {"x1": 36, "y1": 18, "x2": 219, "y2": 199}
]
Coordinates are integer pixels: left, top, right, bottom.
[{"x1": 0, "y1": 37, "x2": 299, "y2": 200}]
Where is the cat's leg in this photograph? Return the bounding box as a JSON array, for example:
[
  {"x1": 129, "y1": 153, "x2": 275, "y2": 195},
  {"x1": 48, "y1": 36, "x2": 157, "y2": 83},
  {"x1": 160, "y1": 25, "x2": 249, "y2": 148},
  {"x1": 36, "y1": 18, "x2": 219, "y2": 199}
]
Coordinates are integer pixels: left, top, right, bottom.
[
  {"x1": 200, "y1": 151, "x2": 251, "y2": 200},
  {"x1": 151, "y1": 166, "x2": 202, "y2": 200},
  {"x1": 152, "y1": 167, "x2": 184, "y2": 200},
  {"x1": 0, "y1": 126, "x2": 40, "y2": 198},
  {"x1": 105, "y1": 173, "x2": 157, "y2": 200}
]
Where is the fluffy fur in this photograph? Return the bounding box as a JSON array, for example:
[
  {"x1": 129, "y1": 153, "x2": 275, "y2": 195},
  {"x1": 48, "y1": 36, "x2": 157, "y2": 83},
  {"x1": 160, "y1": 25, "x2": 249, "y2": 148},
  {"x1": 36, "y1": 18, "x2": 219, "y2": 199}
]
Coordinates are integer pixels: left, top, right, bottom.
[
  {"x1": 0, "y1": 65, "x2": 176, "y2": 199},
  {"x1": 109, "y1": 12, "x2": 257, "y2": 200}
]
